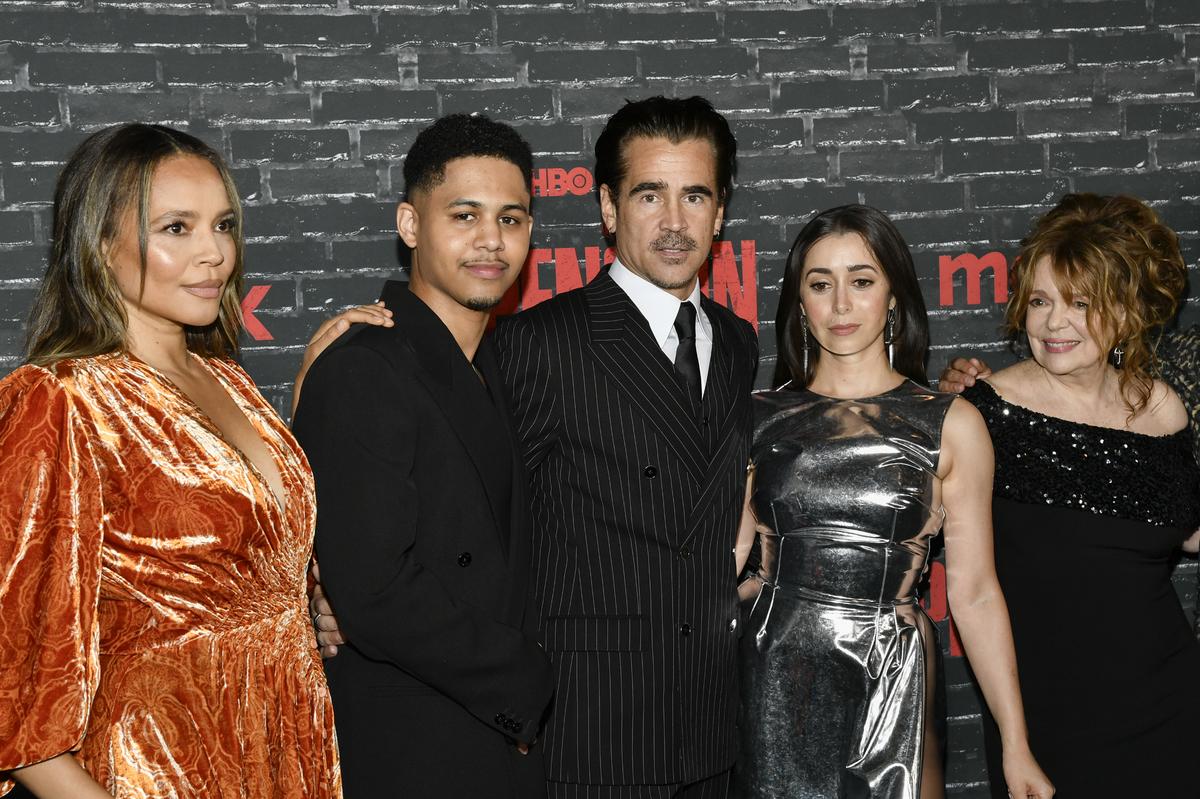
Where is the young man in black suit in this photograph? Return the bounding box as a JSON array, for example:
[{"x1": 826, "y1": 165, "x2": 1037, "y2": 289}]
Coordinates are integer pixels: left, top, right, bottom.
[
  {"x1": 490, "y1": 96, "x2": 758, "y2": 799},
  {"x1": 292, "y1": 115, "x2": 554, "y2": 798}
]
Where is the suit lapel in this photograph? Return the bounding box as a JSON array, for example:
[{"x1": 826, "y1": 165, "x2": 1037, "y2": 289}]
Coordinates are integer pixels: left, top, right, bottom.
[
  {"x1": 681, "y1": 301, "x2": 753, "y2": 547},
  {"x1": 476, "y1": 338, "x2": 533, "y2": 620},
  {"x1": 474, "y1": 339, "x2": 523, "y2": 566},
  {"x1": 699, "y1": 296, "x2": 740, "y2": 454},
  {"x1": 585, "y1": 273, "x2": 707, "y2": 483},
  {"x1": 382, "y1": 282, "x2": 511, "y2": 552}
]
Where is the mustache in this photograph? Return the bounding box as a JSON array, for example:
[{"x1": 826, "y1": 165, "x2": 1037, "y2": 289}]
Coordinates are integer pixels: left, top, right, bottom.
[{"x1": 651, "y1": 231, "x2": 697, "y2": 252}]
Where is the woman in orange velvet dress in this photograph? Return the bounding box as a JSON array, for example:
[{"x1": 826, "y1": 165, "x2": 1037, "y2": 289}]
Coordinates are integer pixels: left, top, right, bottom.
[{"x1": 0, "y1": 124, "x2": 345, "y2": 798}]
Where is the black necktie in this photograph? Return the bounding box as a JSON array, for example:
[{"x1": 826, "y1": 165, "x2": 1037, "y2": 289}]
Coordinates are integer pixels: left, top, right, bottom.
[{"x1": 673, "y1": 301, "x2": 701, "y2": 405}]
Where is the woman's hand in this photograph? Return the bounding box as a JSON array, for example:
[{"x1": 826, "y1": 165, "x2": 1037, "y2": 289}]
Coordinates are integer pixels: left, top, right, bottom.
[
  {"x1": 1003, "y1": 744, "x2": 1055, "y2": 798},
  {"x1": 1183, "y1": 528, "x2": 1200, "y2": 554},
  {"x1": 12, "y1": 752, "x2": 114, "y2": 798},
  {"x1": 291, "y1": 301, "x2": 393, "y2": 417}
]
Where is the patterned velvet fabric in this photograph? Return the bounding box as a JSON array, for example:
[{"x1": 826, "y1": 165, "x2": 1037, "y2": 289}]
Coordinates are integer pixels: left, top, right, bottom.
[{"x1": 0, "y1": 353, "x2": 340, "y2": 798}]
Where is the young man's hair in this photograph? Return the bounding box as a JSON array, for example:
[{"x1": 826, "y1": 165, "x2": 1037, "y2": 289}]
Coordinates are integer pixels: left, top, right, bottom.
[
  {"x1": 593, "y1": 96, "x2": 737, "y2": 204},
  {"x1": 402, "y1": 114, "x2": 534, "y2": 198}
]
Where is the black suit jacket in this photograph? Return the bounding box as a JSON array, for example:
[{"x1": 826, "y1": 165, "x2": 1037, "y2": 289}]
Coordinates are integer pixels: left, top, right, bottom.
[
  {"x1": 293, "y1": 281, "x2": 554, "y2": 798},
  {"x1": 492, "y1": 272, "x2": 759, "y2": 786}
]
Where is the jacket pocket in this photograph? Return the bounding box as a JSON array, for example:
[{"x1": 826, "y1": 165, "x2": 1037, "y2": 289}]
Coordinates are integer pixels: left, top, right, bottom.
[{"x1": 542, "y1": 615, "x2": 647, "y2": 652}]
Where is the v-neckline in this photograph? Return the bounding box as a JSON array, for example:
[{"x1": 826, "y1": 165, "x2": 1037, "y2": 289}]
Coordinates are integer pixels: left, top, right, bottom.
[{"x1": 123, "y1": 352, "x2": 290, "y2": 519}]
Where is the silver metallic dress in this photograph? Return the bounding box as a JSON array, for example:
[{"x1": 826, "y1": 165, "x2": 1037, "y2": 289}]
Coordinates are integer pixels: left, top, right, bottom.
[{"x1": 736, "y1": 380, "x2": 955, "y2": 799}]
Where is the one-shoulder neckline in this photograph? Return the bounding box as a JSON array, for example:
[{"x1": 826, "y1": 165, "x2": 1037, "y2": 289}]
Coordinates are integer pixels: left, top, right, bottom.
[{"x1": 970, "y1": 378, "x2": 1188, "y2": 442}]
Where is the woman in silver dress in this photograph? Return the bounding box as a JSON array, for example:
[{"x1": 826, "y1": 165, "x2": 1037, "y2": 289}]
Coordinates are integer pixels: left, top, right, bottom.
[{"x1": 733, "y1": 205, "x2": 1052, "y2": 799}]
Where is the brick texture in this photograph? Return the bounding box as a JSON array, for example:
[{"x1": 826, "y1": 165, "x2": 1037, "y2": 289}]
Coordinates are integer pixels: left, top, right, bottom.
[{"x1": 1, "y1": 4, "x2": 1198, "y2": 796}]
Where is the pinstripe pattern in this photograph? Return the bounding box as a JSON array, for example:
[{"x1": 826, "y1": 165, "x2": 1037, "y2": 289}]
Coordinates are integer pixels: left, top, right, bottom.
[
  {"x1": 493, "y1": 272, "x2": 758, "y2": 787},
  {"x1": 548, "y1": 769, "x2": 730, "y2": 799}
]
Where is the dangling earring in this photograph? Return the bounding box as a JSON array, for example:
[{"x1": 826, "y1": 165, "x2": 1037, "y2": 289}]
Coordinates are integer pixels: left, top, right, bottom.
[
  {"x1": 1112, "y1": 344, "x2": 1125, "y2": 368},
  {"x1": 885, "y1": 307, "x2": 896, "y2": 368},
  {"x1": 800, "y1": 308, "x2": 810, "y2": 378}
]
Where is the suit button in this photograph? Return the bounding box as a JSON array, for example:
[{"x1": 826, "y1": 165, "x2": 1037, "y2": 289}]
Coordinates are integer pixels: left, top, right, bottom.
[
  {"x1": 458, "y1": 552, "x2": 472, "y2": 567},
  {"x1": 701, "y1": 416, "x2": 709, "y2": 427},
  {"x1": 680, "y1": 623, "x2": 692, "y2": 636},
  {"x1": 679, "y1": 545, "x2": 691, "y2": 559},
  {"x1": 643, "y1": 465, "x2": 658, "y2": 479}
]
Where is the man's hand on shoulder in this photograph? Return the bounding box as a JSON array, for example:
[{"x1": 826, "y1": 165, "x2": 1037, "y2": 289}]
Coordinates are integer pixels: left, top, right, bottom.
[
  {"x1": 291, "y1": 301, "x2": 394, "y2": 418},
  {"x1": 938, "y1": 357, "x2": 992, "y2": 394}
]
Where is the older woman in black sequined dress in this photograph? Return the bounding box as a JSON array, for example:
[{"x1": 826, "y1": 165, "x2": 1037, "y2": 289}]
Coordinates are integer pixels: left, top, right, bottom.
[{"x1": 961, "y1": 194, "x2": 1200, "y2": 798}]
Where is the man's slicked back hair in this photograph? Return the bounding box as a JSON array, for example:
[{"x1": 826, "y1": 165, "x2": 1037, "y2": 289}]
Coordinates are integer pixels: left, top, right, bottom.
[
  {"x1": 594, "y1": 96, "x2": 737, "y2": 203},
  {"x1": 402, "y1": 113, "x2": 534, "y2": 198}
]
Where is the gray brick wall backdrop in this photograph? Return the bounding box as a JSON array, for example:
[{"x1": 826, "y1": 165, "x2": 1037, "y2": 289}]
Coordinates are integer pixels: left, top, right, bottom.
[{"x1": 2, "y1": 0, "x2": 1199, "y2": 794}]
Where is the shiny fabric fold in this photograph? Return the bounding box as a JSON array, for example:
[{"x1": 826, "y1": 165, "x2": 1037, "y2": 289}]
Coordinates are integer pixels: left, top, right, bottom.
[
  {"x1": 0, "y1": 353, "x2": 340, "y2": 798},
  {"x1": 736, "y1": 381, "x2": 953, "y2": 799}
]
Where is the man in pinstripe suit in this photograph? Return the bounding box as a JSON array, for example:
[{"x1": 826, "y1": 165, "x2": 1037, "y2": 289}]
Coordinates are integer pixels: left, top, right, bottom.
[{"x1": 491, "y1": 96, "x2": 759, "y2": 799}]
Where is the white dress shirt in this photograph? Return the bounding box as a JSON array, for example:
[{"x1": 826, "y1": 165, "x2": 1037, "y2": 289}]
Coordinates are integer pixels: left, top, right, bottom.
[{"x1": 609, "y1": 259, "x2": 713, "y2": 396}]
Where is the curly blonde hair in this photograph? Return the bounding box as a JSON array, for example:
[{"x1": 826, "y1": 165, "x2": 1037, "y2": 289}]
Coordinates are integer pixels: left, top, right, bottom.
[{"x1": 1005, "y1": 193, "x2": 1188, "y2": 416}]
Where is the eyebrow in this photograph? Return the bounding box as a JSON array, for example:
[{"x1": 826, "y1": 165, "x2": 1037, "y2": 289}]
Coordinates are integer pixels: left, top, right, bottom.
[
  {"x1": 627, "y1": 181, "x2": 666, "y2": 196},
  {"x1": 626, "y1": 181, "x2": 714, "y2": 198},
  {"x1": 805, "y1": 263, "x2": 880, "y2": 275},
  {"x1": 446, "y1": 198, "x2": 530, "y2": 214},
  {"x1": 151, "y1": 208, "x2": 236, "y2": 220}
]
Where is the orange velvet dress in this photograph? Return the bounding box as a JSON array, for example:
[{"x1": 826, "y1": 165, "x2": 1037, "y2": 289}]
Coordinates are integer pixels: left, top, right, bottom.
[{"x1": 0, "y1": 353, "x2": 340, "y2": 798}]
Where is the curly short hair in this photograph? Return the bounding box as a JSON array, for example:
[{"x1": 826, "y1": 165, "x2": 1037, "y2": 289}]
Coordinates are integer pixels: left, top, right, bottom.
[
  {"x1": 1005, "y1": 193, "x2": 1188, "y2": 415},
  {"x1": 402, "y1": 114, "x2": 533, "y2": 198}
]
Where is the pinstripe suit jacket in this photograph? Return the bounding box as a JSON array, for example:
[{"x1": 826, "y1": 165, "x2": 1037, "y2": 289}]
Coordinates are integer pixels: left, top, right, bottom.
[{"x1": 493, "y1": 271, "x2": 759, "y2": 786}]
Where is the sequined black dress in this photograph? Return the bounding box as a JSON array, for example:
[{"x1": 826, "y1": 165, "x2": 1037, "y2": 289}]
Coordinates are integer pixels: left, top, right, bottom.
[
  {"x1": 965, "y1": 380, "x2": 1200, "y2": 799},
  {"x1": 736, "y1": 381, "x2": 955, "y2": 799}
]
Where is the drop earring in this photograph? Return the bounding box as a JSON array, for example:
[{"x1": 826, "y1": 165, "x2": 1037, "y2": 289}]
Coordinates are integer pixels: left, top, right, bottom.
[
  {"x1": 800, "y1": 308, "x2": 810, "y2": 379},
  {"x1": 1112, "y1": 344, "x2": 1125, "y2": 368},
  {"x1": 885, "y1": 307, "x2": 896, "y2": 368}
]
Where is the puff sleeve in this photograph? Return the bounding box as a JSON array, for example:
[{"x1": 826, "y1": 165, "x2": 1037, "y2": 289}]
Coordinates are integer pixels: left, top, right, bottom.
[{"x1": 0, "y1": 365, "x2": 104, "y2": 789}]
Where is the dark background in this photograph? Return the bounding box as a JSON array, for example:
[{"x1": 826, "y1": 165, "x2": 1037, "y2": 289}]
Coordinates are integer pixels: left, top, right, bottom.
[{"x1": 2, "y1": 0, "x2": 1198, "y2": 793}]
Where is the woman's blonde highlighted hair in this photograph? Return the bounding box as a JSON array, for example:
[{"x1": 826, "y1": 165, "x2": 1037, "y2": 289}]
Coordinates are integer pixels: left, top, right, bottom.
[
  {"x1": 1005, "y1": 193, "x2": 1187, "y2": 416},
  {"x1": 25, "y1": 123, "x2": 245, "y2": 366}
]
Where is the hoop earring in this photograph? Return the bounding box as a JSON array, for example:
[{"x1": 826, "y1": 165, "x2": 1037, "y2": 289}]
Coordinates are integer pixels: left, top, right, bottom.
[
  {"x1": 1112, "y1": 345, "x2": 1125, "y2": 368},
  {"x1": 885, "y1": 307, "x2": 896, "y2": 368},
  {"x1": 800, "y1": 309, "x2": 810, "y2": 378}
]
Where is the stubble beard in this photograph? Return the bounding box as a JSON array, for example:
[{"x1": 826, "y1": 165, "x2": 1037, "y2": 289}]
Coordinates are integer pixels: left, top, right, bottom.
[
  {"x1": 645, "y1": 230, "x2": 704, "y2": 292},
  {"x1": 464, "y1": 295, "x2": 504, "y2": 312}
]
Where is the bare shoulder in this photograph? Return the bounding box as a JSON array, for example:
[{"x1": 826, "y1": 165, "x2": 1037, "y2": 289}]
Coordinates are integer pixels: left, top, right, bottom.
[
  {"x1": 939, "y1": 396, "x2": 993, "y2": 478},
  {"x1": 1139, "y1": 378, "x2": 1189, "y2": 434},
  {"x1": 979, "y1": 359, "x2": 1036, "y2": 400},
  {"x1": 944, "y1": 395, "x2": 991, "y2": 443}
]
